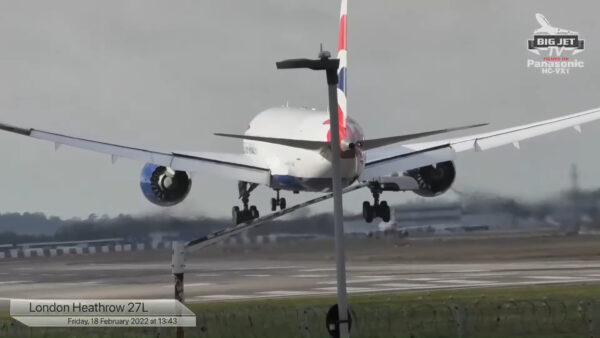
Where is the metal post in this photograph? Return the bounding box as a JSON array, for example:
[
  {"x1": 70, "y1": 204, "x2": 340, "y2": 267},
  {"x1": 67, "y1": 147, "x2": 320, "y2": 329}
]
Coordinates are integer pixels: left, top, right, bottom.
[
  {"x1": 172, "y1": 241, "x2": 185, "y2": 338},
  {"x1": 325, "y1": 67, "x2": 350, "y2": 338},
  {"x1": 275, "y1": 51, "x2": 350, "y2": 338}
]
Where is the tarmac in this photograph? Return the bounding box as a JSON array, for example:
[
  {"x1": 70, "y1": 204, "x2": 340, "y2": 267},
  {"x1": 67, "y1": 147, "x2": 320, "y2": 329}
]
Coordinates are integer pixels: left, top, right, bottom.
[{"x1": 0, "y1": 248, "x2": 599, "y2": 306}]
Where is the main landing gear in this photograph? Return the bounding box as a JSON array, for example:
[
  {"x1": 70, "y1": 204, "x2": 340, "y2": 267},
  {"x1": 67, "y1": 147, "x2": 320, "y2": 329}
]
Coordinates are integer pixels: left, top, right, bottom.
[
  {"x1": 362, "y1": 182, "x2": 391, "y2": 223},
  {"x1": 232, "y1": 181, "x2": 260, "y2": 225},
  {"x1": 270, "y1": 190, "x2": 287, "y2": 211}
]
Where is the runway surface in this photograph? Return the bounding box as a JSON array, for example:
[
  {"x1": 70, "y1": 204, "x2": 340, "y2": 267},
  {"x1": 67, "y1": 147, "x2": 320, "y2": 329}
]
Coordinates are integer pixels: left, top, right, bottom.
[{"x1": 0, "y1": 252, "x2": 599, "y2": 307}]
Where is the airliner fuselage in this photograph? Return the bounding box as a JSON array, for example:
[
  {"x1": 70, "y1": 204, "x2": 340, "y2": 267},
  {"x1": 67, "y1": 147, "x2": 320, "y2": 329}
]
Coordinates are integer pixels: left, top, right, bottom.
[{"x1": 244, "y1": 107, "x2": 365, "y2": 192}]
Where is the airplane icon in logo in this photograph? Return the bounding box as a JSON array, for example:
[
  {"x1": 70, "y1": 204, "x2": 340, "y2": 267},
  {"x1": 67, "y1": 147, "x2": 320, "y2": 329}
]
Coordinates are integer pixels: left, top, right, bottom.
[{"x1": 534, "y1": 13, "x2": 578, "y2": 35}]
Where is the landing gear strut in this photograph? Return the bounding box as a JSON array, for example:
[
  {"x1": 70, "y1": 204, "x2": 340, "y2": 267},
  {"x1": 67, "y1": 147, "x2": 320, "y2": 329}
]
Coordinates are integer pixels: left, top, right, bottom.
[
  {"x1": 270, "y1": 190, "x2": 287, "y2": 211},
  {"x1": 232, "y1": 181, "x2": 260, "y2": 225},
  {"x1": 362, "y1": 182, "x2": 391, "y2": 223}
]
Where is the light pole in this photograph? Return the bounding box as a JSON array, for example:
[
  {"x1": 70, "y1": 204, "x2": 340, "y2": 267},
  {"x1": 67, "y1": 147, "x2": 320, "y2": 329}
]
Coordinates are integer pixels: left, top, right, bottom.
[{"x1": 276, "y1": 49, "x2": 350, "y2": 338}]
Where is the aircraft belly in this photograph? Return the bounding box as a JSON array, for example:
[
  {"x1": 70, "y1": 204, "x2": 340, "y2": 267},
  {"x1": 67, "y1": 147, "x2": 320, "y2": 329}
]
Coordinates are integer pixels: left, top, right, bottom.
[
  {"x1": 270, "y1": 157, "x2": 358, "y2": 192},
  {"x1": 271, "y1": 175, "x2": 355, "y2": 192}
]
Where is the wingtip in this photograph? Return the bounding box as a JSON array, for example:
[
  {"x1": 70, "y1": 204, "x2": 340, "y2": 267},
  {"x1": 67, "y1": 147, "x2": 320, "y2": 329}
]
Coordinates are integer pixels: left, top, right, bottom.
[{"x1": 0, "y1": 122, "x2": 31, "y2": 136}]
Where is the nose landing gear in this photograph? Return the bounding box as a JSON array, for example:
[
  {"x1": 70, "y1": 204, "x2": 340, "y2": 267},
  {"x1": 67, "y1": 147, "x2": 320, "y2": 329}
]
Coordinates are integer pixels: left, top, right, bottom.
[
  {"x1": 362, "y1": 182, "x2": 391, "y2": 223},
  {"x1": 232, "y1": 181, "x2": 260, "y2": 225}
]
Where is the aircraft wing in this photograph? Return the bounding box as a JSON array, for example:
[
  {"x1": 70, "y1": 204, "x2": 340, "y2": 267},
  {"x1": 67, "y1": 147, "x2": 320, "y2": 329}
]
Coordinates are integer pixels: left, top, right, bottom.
[
  {"x1": 0, "y1": 122, "x2": 271, "y2": 185},
  {"x1": 361, "y1": 106, "x2": 600, "y2": 180}
]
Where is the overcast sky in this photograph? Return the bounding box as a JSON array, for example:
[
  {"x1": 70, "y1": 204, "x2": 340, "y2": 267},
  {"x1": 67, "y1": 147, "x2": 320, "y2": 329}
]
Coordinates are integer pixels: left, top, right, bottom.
[{"x1": 0, "y1": 0, "x2": 598, "y2": 218}]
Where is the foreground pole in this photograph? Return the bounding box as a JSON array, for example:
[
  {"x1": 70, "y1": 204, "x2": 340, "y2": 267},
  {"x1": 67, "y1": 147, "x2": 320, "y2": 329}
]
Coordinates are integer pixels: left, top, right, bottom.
[
  {"x1": 325, "y1": 63, "x2": 350, "y2": 338},
  {"x1": 276, "y1": 51, "x2": 349, "y2": 338},
  {"x1": 172, "y1": 241, "x2": 185, "y2": 338}
]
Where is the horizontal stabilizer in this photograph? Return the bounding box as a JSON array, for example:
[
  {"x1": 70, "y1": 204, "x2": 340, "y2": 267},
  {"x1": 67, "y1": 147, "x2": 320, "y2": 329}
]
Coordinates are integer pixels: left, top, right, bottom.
[
  {"x1": 359, "y1": 123, "x2": 487, "y2": 150},
  {"x1": 215, "y1": 133, "x2": 327, "y2": 150}
]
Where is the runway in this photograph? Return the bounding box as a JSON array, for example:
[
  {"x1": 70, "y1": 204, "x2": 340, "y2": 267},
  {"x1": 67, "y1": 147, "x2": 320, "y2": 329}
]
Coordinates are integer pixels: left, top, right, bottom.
[{"x1": 0, "y1": 251, "x2": 599, "y2": 306}]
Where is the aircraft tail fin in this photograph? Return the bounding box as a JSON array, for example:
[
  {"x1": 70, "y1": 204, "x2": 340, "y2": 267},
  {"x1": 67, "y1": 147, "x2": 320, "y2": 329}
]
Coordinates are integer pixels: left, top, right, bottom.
[{"x1": 336, "y1": 0, "x2": 348, "y2": 134}]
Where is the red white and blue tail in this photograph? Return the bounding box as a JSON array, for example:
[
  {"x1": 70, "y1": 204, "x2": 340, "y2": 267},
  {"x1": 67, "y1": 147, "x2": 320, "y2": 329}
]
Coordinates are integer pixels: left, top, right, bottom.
[{"x1": 337, "y1": 0, "x2": 348, "y2": 131}]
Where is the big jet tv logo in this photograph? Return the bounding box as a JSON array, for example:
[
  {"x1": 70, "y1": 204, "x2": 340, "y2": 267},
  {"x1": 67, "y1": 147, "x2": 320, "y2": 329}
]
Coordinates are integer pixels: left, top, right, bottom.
[{"x1": 526, "y1": 13, "x2": 585, "y2": 75}]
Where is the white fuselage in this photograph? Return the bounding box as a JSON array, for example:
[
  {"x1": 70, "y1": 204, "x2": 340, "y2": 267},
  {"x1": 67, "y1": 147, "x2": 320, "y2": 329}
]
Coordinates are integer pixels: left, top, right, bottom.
[{"x1": 243, "y1": 107, "x2": 365, "y2": 192}]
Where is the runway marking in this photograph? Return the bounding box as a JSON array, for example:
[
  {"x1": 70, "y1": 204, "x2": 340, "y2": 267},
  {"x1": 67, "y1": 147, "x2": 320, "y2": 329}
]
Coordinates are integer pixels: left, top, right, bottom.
[
  {"x1": 444, "y1": 269, "x2": 490, "y2": 273},
  {"x1": 299, "y1": 268, "x2": 335, "y2": 272},
  {"x1": 243, "y1": 274, "x2": 271, "y2": 277},
  {"x1": 469, "y1": 272, "x2": 513, "y2": 277},
  {"x1": 194, "y1": 273, "x2": 221, "y2": 277},
  {"x1": 405, "y1": 277, "x2": 439, "y2": 281},
  {"x1": 193, "y1": 295, "x2": 254, "y2": 300},
  {"x1": 162, "y1": 282, "x2": 213, "y2": 288},
  {"x1": 527, "y1": 276, "x2": 593, "y2": 280},
  {"x1": 373, "y1": 283, "x2": 435, "y2": 289},
  {"x1": 247, "y1": 266, "x2": 302, "y2": 270},
  {"x1": 315, "y1": 287, "x2": 385, "y2": 293},
  {"x1": 222, "y1": 266, "x2": 303, "y2": 272},
  {"x1": 186, "y1": 282, "x2": 214, "y2": 287},
  {"x1": 318, "y1": 277, "x2": 395, "y2": 285},
  {"x1": 355, "y1": 275, "x2": 397, "y2": 279},
  {"x1": 291, "y1": 274, "x2": 328, "y2": 278},
  {"x1": 434, "y1": 279, "x2": 495, "y2": 285},
  {"x1": 258, "y1": 290, "x2": 323, "y2": 296},
  {"x1": 0, "y1": 281, "x2": 30, "y2": 285}
]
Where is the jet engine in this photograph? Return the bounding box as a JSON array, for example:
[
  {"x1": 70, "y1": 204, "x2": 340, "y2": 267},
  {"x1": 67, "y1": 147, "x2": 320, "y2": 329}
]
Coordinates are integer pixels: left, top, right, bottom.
[
  {"x1": 140, "y1": 163, "x2": 192, "y2": 206},
  {"x1": 405, "y1": 161, "x2": 455, "y2": 197}
]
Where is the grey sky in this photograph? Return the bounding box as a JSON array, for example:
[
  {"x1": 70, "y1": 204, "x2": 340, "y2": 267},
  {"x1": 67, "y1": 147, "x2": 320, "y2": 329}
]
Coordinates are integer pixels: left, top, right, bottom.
[{"x1": 0, "y1": 0, "x2": 598, "y2": 218}]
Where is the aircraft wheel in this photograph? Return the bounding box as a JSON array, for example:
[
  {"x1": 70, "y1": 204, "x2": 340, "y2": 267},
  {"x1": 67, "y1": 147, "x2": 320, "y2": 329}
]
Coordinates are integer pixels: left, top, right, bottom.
[
  {"x1": 362, "y1": 201, "x2": 374, "y2": 223},
  {"x1": 232, "y1": 206, "x2": 241, "y2": 225},
  {"x1": 271, "y1": 198, "x2": 277, "y2": 211},
  {"x1": 379, "y1": 201, "x2": 391, "y2": 222},
  {"x1": 280, "y1": 198, "x2": 287, "y2": 210},
  {"x1": 250, "y1": 205, "x2": 259, "y2": 219}
]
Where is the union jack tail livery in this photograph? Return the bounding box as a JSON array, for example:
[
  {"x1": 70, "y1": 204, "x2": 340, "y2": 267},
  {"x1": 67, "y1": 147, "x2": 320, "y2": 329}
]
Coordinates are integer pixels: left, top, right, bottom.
[{"x1": 337, "y1": 0, "x2": 348, "y2": 136}]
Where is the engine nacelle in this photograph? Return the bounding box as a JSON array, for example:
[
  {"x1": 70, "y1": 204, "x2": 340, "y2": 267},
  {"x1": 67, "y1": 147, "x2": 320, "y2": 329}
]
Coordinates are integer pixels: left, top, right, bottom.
[
  {"x1": 140, "y1": 163, "x2": 192, "y2": 206},
  {"x1": 405, "y1": 161, "x2": 455, "y2": 197}
]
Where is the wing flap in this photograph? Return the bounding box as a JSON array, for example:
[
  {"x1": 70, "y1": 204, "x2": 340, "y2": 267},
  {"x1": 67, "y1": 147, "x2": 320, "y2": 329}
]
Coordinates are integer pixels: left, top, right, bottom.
[
  {"x1": 360, "y1": 145, "x2": 455, "y2": 181},
  {"x1": 172, "y1": 151, "x2": 271, "y2": 185}
]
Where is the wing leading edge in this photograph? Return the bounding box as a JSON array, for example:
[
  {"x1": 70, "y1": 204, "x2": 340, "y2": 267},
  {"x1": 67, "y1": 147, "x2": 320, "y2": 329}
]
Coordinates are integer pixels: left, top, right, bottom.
[
  {"x1": 362, "y1": 106, "x2": 600, "y2": 180},
  {"x1": 0, "y1": 122, "x2": 271, "y2": 185}
]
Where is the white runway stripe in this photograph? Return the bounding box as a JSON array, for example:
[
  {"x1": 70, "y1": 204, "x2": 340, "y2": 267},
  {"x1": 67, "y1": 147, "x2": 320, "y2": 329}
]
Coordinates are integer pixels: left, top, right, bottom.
[
  {"x1": 469, "y1": 272, "x2": 514, "y2": 277},
  {"x1": 243, "y1": 274, "x2": 271, "y2": 277},
  {"x1": 315, "y1": 286, "x2": 386, "y2": 293},
  {"x1": 193, "y1": 295, "x2": 253, "y2": 300},
  {"x1": 258, "y1": 290, "x2": 322, "y2": 296},
  {"x1": 434, "y1": 279, "x2": 495, "y2": 285},
  {"x1": 291, "y1": 274, "x2": 328, "y2": 278},
  {"x1": 299, "y1": 268, "x2": 335, "y2": 272},
  {"x1": 162, "y1": 282, "x2": 213, "y2": 288},
  {"x1": 318, "y1": 277, "x2": 395, "y2": 285},
  {"x1": 372, "y1": 283, "x2": 434, "y2": 289},
  {"x1": 527, "y1": 275, "x2": 593, "y2": 280},
  {"x1": 405, "y1": 277, "x2": 439, "y2": 281},
  {"x1": 0, "y1": 281, "x2": 30, "y2": 285}
]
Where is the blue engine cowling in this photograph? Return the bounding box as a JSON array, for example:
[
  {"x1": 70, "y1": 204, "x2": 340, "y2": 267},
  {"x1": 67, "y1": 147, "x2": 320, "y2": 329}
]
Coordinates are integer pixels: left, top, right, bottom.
[
  {"x1": 405, "y1": 161, "x2": 456, "y2": 197},
  {"x1": 140, "y1": 163, "x2": 192, "y2": 206}
]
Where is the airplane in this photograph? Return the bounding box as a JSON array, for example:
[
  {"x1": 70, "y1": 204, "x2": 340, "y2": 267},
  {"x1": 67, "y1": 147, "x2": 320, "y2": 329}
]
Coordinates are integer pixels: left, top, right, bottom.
[
  {"x1": 0, "y1": 1, "x2": 599, "y2": 226},
  {"x1": 534, "y1": 13, "x2": 578, "y2": 35}
]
